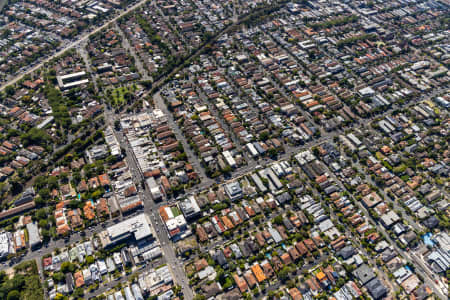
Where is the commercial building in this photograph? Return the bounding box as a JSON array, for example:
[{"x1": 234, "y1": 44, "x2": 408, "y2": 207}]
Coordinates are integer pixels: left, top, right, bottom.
[
  {"x1": 131, "y1": 284, "x2": 144, "y2": 300},
  {"x1": 159, "y1": 205, "x2": 189, "y2": 240},
  {"x1": 179, "y1": 196, "x2": 201, "y2": 221},
  {"x1": 0, "y1": 232, "x2": 13, "y2": 259},
  {"x1": 146, "y1": 177, "x2": 163, "y2": 201},
  {"x1": 250, "y1": 173, "x2": 267, "y2": 193},
  {"x1": 99, "y1": 214, "x2": 153, "y2": 247},
  {"x1": 124, "y1": 286, "x2": 134, "y2": 300},
  {"x1": 26, "y1": 222, "x2": 42, "y2": 249}
]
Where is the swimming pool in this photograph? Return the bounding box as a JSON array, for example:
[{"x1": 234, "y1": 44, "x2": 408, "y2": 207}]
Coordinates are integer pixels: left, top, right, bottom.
[{"x1": 423, "y1": 232, "x2": 435, "y2": 247}]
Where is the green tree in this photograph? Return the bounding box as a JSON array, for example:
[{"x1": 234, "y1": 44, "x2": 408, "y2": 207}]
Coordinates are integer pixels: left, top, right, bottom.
[
  {"x1": 278, "y1": 266, "x2": 290, "y2": 282},
  {"x1": 7, "y1": 290, "x2": 20, "y2": 300},
  {"x1": 38, "y1": 219, "x2": 48, "y2": 229},
  {"x1": 38, "y1": 188, "x2": 51, "y2": 200},
  {"x1": 5, "y1": 86, "x2": 14, "y2": 96},
  {"x1": 20, "y1": 128, "x2": 50, "y2": 147},
  {"x1": 268, "y1": 148, "x2": 278, "y2": 157},
  {"x1": 52, "y1": 272, "x2": 65, "y2": 282},
  {"x1": 61, "y1": 262, "x2": 76, "y2": 273},
  {"x1": 10, "y1": 178, "x2": 23, "y2": 195},
  {"x1": 273, "y1": 215, "x2": 283, "y2": 225},
  {"x1": 259, "y1": 132, "x2": 270, "y2": 141},
  {"x1": 85, "y1": 256, "x2": 95, "y2": 265}
]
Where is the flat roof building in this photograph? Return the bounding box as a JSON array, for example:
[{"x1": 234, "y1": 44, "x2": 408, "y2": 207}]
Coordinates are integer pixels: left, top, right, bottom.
[
  {"x1": 179, "y1": 196, "x2": 201, "y2": 221},
  {"x1": 146, "y1": 177, "x2": 163, "y2": 201},
  {"x1": 57, "y1": 71, "x2": 89, "y2": 90},
  {"x1": 225, "y1": 181, "x2": 243, "y2": 201},
  {"x1": 380, "y1": 211, "x2": 401, "y2": 229},
  {"x1": 0, "y1": 232, "x2": 12, "y2": 259},
  {"x1": 250, "y1": 173, "x2": 267, "y2": 193},
  {"x1": 26, "y1": 222, "x2": 41, "y2": 249},
  {"x1": 353, "y1": 264, "x2": 376, "y2": 285},
  {"x1": 427, "y1": 248, "x2": 450, "y2": 273},
  {"x1": 99, "y1": 214, "x2": 153, "y2": 247}
]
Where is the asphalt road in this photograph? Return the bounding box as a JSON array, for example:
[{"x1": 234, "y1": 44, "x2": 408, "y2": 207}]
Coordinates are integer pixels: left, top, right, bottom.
[
  {"x1": 86, "y1": 257, "x2": 164, "y2": 299},
  {"x1": 153, "y1": 92, "x2": 211, "y2": 182},
  {"x1": 0, "y1": 0, "x2": 7, "y2": 12},
  {"x1": 0, "y1": 222, "x2": 107, "y2": 272},
  {"x1": 115, "y1": 23, "x2": 152, "y2": 81},
  {"x1": 77, "y1": 40, "x2": 99, "y2": 93}
]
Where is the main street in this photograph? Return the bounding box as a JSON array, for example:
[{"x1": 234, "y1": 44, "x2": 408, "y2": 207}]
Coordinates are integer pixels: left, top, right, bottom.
[{"x1": 107, "y1": 107, "x2": 194, "y2": 300}]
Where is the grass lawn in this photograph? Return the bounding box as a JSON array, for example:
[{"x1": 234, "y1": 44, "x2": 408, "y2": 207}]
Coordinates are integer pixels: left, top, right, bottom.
[
  {"x1": 171, "y1": 206, "x2": 181, "y2": 217},
  {"x1": 110, "y1": 86, "x2": 129, "y2": 107}
]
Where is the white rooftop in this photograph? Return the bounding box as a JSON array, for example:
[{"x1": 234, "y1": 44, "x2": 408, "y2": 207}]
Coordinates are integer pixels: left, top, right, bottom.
[{"x1": 107, "y1": 213, "x2": 152, "y2": 242}]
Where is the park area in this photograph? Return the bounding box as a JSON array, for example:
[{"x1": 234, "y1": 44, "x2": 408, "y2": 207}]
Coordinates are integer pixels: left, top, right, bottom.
[{"x1": 109, "y1": 85, "x2": 136, "y2": 107}]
